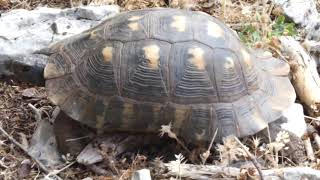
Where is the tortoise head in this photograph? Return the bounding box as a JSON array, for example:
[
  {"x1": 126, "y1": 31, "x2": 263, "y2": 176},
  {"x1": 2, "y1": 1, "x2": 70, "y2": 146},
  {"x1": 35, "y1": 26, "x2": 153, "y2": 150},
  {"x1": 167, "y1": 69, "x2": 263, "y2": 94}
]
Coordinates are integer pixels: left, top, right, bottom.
[
  {"x1": 0, "y1": 53, "x2": 49, "y2": 86},
  {"x1": 0, "y1": 55, "x2": 13, "y2": 78}
]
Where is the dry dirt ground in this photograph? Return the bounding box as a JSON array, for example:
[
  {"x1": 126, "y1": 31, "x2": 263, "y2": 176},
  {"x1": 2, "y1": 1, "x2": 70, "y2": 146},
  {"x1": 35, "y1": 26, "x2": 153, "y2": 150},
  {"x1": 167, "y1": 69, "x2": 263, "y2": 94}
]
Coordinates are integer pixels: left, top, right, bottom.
[{"x1": 1, "y1": 0, "x2": 320, "y2": 179}]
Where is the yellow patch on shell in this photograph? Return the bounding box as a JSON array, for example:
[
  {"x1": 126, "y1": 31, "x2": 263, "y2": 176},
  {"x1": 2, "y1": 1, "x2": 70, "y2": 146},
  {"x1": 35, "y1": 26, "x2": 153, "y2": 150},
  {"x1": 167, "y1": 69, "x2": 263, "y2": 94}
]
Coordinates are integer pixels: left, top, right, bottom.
[
  {"x1": 170, "y1": 16, "x2": 186, "y2": 32},
  {"x1": 153, "y1": 105, "x2": 161, "y2": 116},
  {"x1": 224, "y1": 57, "x2": 235, "y2": 69},
  {"x1": 128, "y1": 16, "x2": 143, "y2": 21},
  {"x1": 44, "y1": 63, "x2": 64, "y2": 79},
  {"x1": 188, "y1": 47, "x2": 206, "y2": 70},
  {"x1": 121, "y1": 103, "x2": 135, "y2": 128},
  {"x1": 173, "y1": 108, "x2": 188, "y2": 131},
  {"x1": 102, "y1": 47, "x2": 113, "y2": 63},
  {"x1": 96, "y1": 115, "x2": 105, "y2": 133},
  {"x1": 128, "y1": 22, "x2": 140, "y2": 31},
  {"x1": 148, "y1": 105, "x2": 162, "y2": 128},
  {"x1": 207, "y1": 21, "x2": 224, "y2": 38},
  {"x1": 143, "y1": 45, "x2": 160, "y2": 70}
]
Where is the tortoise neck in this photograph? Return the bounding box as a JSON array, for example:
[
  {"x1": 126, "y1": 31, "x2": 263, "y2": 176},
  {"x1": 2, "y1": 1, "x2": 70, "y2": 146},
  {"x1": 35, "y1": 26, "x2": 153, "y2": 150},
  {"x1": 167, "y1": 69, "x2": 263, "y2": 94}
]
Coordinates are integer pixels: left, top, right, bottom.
[{"x1": 0, "y1": 54, "x2": 48, "y2": 86}]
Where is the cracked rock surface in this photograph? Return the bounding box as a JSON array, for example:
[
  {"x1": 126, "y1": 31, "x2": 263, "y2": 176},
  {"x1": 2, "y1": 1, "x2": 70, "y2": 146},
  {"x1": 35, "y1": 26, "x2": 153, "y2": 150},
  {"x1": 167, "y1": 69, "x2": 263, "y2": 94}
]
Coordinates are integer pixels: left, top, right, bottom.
[{"x1": 0, "y1": 5, "x2": 119, "y2": 56}]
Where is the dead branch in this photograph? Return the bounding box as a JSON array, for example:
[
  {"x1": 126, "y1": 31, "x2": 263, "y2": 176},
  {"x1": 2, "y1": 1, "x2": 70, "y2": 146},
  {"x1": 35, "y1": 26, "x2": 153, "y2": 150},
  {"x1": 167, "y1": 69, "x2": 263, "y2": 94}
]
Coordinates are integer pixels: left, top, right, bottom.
[
  {"x1": 304, "y1": 115, "x2": 320, "y2": 121},
  {"x1": 279, "y1": 36, "x2": 320, "y2": 115},
  {"x1": 0, "y1": 123, "x2": 50, "y2": 173},
  {"x1": 44, "y1": 161, "x2": 76, "y2": 180},
  {"x1": 200, "y1": 128, "x2": 218, "y2": 165},
  {"x1": 28, "y1": 103, "x2": 42, "y2": 122},
  {"x1": 163, "y1": 163, "x2": 320, "y2": 179},
  {"x1": 307, "y1": 125, "x2": 320, "y2": 150},
  {"x1": 303, "y1": 136, "x2": 316, "y2": 161},
  {"x1": 159, "y1": 123, "x2": 191, "y2": 154},
  {"x1": 234, "y1": 136, "x2": 264, "y2": 180},
  {"x1": 0, "y1": 105, "x2": 63, "y2": 180},
  {"x1": 314, "y1": 134, "x2": 320, "y2": 150}
]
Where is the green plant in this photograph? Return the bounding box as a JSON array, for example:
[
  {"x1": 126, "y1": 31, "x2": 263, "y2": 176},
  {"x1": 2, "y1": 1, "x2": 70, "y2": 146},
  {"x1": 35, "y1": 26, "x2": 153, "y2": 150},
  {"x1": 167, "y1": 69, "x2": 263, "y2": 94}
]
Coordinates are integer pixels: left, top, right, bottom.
[
  {"x1": 238, "y1": 15, "x2": 297, "y2": 47},
  {"x1": 270, "y1": 15, "x2": 297, "y2": 37},
  {"x1": 239, "y1": 24, "x2": 262, "y2": 46}
]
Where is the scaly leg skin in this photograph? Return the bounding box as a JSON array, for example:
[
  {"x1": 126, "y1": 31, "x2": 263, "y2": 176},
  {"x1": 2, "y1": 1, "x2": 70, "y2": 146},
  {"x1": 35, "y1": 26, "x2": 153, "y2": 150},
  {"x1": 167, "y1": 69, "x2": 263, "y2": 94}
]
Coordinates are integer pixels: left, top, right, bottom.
[
  {"x1": 54, "y1": 111, "x2": 94, "y2": 156},
  {"x1": 0, "y1": 55, "x2": 13, "y2": 78},
  {"x1": 259, "y1": 119, "x2": 307, "y2": 164}
]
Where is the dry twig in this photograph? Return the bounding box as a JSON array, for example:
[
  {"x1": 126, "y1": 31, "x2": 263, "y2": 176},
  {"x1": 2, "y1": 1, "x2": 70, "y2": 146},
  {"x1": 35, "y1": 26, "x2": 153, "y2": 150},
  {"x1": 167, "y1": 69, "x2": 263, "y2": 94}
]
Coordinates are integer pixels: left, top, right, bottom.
[
  {"x1": 0, "y1": 122, "x2": 58, "y2": 177},
  {"x1": 44, "y1": 161, "x2": 76, "y2": 180},
  {"x1": 200, "y1": 128, "x2": 218, "y2": 165},
  {"x1": 28, "y1": 103, "x2": 42, "y2": 122},
  {"x1": 163, "y1": 163, "x2": 320, "y2": 179},
  {"x1": 303, "y1": 136, "x2": 316, "y2": 161},
  {"x1": 159, "y1": 123, "x2": 191, "y2": 154},
  {"x1": 307, "y1": 125, "x2": 320, "y2": 150},
  {"x1": 233, "y1": 136, "x2": 264, "y2": 180}
]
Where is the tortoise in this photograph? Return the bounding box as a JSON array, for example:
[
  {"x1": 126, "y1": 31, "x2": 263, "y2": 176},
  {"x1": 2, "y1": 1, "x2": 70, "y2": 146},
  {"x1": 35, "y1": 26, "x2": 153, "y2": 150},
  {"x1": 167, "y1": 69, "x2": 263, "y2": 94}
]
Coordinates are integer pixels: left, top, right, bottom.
[{"x1": 1, "y1": 8, "x2": 297, "y2": 151}]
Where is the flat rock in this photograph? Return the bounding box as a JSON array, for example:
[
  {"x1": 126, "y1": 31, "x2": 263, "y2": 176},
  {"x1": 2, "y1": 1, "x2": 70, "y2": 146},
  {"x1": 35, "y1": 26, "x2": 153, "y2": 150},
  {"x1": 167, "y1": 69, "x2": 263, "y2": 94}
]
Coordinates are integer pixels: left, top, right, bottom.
[
  {"x1": 0, "y1": 5, "x2": 119, "y2": 84},
  {"x1": 0, "y1": 5, "x2": 119, "y2": 56},
  {"x1": 28, "y1": 119, "x2": 62, "y2": 168},
  {"x1": 75, "y1": 5, "x2": 119, "y2": 20},
  {"x1": 77, "y1": 143, "x2": 103, "y2": 166}
]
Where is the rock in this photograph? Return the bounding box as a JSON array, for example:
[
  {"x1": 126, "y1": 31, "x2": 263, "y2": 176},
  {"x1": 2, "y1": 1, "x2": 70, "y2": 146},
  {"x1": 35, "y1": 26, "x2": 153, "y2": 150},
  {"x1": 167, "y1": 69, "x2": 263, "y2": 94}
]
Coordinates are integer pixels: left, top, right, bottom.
[
  {"x1": 273, "y1": 0, "x2": 320, "y2": 43},
  {"x1": 273, "y1": 0, "x2": 319, "y2": 27},
  {"x1": 77, "y1": 143, "x2": 103, "y2": 166},
  {"x1": 22, "y1": 88, "x2": 38, "y2": 98},
  {"x1": 75, "y1": 5, "x2": 119, "y2": 20},
  {"x1": 131, "y1": 169, "x2": 152, "y2": 180},
  {"x1": 0, "y1": 5, "x2": 119, "y2": 84},
  {"x1": 0, "y1": 5, "x2": 119, "y2": 56},
  {"x1": 82, "y1": 178, "x2": 93, "y2": 180},
  {"x1": 280, "y1": 103, "x2": 307, "y2": 137},
  {"x1": 28, "y1": 119, "x2": 62, "y2": 168}
]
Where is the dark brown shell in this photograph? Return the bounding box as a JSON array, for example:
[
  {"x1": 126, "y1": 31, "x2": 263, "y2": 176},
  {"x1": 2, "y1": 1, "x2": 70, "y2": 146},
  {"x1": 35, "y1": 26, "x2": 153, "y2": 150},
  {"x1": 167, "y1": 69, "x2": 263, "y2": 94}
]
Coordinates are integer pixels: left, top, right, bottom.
[{"x1": 44, "y1": 8, "x2": 295, "y2": 143}]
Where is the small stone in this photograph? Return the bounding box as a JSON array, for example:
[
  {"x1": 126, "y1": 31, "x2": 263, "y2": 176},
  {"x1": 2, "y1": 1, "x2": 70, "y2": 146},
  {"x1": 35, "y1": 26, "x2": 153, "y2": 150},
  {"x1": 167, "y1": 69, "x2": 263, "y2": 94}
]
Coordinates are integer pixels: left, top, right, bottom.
[
  {"x1": 22, "y1": 88, "x2": 38, "y2": 98},
  {"x1": 131, "y1": 169, "x2": 152, "y2": 180},
  {"x1": 77, "y1": 143, "x2": 103, "y2": 165},
  {"x1": 82, "y1": 177, "x2": 93, "y2": 180}
]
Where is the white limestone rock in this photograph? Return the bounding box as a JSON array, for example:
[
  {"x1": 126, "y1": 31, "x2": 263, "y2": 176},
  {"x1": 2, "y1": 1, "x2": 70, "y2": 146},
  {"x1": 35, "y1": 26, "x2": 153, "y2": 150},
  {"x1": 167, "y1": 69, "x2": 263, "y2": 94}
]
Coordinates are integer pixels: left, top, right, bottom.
[
  {"x1": 0, "y1": 5, "x2": 119, "y2": 56},
  {"x1": 131, "y1": 169, "x2": 152, "y2": 180},
  {"x1": 273, "y1": 0, "x2": 319, "y2": 27},
  {"x1": 281, "y1": 103, "x2": 306, "y2": 137},
  {"x1": 75, "y1": 5, "x2": 119, "y2": 20}
]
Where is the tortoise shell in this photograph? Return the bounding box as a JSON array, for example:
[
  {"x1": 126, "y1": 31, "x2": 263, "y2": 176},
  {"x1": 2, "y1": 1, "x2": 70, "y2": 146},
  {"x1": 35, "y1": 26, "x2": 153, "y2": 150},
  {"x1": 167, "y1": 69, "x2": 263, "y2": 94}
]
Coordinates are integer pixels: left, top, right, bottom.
[{"x1": 44, "y1": 8, "x2": 295, "y2": 143}]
